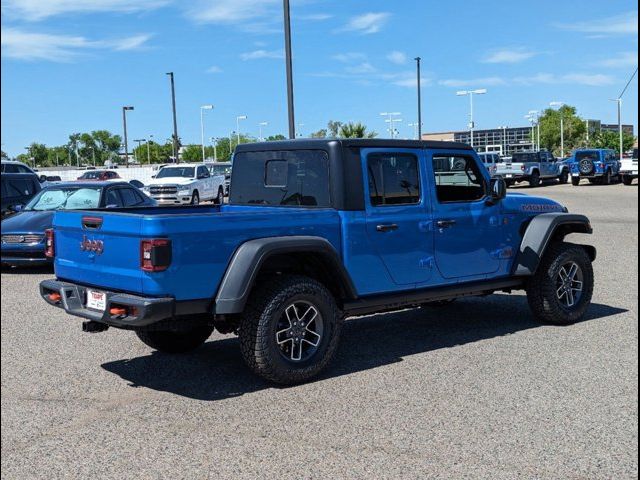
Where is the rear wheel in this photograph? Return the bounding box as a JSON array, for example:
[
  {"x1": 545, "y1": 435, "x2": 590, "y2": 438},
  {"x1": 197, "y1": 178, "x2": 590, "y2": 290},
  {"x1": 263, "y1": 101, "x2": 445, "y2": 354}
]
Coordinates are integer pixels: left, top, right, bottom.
[
  {"x1": 529, "y1": 171, "x2": 541, "y2": 188},
  {"x1": 239, "y1": 275, "x2": 342, "y2": 385},
  {"x1": 571, "y1": 176, "x2": 581, "y2": 186},
  {"x1": 558, "y1": 170, "x2": 569, "y2": 184},
  {"x1": 526, "y1": 242, "x2": 594, "y2": 325},
  {"x1": 603, "y1": 169, "x2": 612, "y2": 185},
  {"x1": 191, "y1": 190, "x2": 200, "y2": 205},
  {"x1": 136, "y1": 326, "x2": 214, "y2": 353},
  {"x1": 622, "y1": 175, "x2": 634, "y2": 186}
]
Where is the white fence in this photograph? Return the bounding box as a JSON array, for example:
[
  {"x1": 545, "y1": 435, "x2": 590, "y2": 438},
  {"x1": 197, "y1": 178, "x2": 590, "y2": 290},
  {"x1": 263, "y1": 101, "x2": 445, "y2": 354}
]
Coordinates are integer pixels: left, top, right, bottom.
[{"x1": 41, "y1": 165, "x2": 157, "y2": 184}]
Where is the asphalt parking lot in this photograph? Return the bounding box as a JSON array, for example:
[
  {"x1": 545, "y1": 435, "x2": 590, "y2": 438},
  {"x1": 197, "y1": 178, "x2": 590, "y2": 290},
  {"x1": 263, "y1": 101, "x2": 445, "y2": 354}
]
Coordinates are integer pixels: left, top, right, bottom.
[{"x1": 1, "y1": 182, "x2": 638, "y2": 479}]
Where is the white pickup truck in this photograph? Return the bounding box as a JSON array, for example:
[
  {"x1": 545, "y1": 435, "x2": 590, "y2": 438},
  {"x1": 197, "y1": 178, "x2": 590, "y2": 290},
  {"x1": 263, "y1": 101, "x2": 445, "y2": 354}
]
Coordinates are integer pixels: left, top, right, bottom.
[
  {"x1": 620, "y1": 149, "x2": 638, "y2": 186},
  {"x1": 495, "y1": 150, "x2": 569, "y2": 188},
  {"x1": 143, "y1": 163, "x2": 225, "y2": 205}
]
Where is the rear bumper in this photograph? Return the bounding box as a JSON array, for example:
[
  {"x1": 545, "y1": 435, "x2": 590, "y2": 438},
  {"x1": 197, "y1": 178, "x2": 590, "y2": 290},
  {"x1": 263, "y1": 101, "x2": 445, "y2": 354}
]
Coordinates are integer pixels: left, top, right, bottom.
[
  {"x1": 151, "y1": 195, "x2": 193, "y2": 205},
  {"x1": 40, "y1": 279, "x2": 177, "y2": 328}
]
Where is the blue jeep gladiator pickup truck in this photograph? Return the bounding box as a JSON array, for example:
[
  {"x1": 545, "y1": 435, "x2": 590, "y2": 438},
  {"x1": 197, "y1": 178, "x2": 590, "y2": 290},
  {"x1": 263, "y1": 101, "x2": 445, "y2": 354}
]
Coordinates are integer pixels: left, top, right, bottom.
[{"x1": 40, "y1": 139, "x2": 596, "y2": 384}]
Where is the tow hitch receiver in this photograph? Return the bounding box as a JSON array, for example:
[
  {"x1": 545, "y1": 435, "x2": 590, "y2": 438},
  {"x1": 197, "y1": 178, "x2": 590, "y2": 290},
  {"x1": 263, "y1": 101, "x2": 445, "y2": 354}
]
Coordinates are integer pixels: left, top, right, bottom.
[{"x1": 82, "y1": 321, "x2": 109, "y2": 333}]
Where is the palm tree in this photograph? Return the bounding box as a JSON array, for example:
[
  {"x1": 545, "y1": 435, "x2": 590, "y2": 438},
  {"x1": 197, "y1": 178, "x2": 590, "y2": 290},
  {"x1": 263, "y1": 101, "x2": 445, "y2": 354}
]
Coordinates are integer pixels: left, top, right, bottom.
[{"x1": 338, "y1": 122, "x2": 377, "y2": 139}]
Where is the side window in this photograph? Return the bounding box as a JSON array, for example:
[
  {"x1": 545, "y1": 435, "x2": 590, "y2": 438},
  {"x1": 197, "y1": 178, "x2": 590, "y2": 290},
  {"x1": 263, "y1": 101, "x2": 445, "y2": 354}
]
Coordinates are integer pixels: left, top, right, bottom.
[
  {"x1": 432, "y1": 155, "x2": 486, "y2": 203},
  {"x1": 105, "y1": 188, "x2": 123, "y2": 207},
  {"x1": 197, "y1": 166, "x2": 209, "y2": 178},
  {"x1": 17, "y1": 165, "x2": 32, "y2": 173},
  {"x1": 119, "y1": 188, "x2": 144, "y2": 207},
  {"x1": 367, "y1": 153, "x2": 420, "y2": 207},
  {"x1": 4, "y1": 164, "x2": 18, "y2": 173}
]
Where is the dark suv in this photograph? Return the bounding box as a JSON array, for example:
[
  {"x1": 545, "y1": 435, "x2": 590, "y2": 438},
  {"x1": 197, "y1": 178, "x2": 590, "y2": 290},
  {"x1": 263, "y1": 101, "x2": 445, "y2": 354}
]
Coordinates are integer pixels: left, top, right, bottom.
[{"x1": 1, "y1": 173, "x2": 42, "y2": 219}]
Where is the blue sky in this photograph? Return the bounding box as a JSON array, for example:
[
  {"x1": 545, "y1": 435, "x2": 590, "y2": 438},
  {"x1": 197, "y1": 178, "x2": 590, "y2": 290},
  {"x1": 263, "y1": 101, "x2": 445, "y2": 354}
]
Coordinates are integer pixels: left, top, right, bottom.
[{"x1": 1, "y1": 0, "x2": 638, "y2": 156}]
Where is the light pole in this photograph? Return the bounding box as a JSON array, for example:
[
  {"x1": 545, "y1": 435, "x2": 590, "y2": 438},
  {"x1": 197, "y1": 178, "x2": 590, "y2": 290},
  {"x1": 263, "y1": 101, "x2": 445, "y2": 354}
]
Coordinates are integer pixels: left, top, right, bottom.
[
  {"x1": 88, "y1": 147, "x2": 96, "y2": 166},
  {"x1": 380, "y1": 112, "x2": 401, "y2": 139},
  {"x1": 147, "y1": 135, "x2": 153, "y2": 164},
  {"x1": 525, "y1": 115, "x2": 536, "y2": 151},
  {"x1": 122, "y1": 106, "x2": 134, "y2": 167},
  {"x1": 456, "y1": 89, "x2": 487, "y2": 148},
  {"x1": 499, "y1": 125, "x2": 509, "y2": 156},
  {"x1": 385, "y1": 118, "x2": 402, "y2": 138},
  {"x1": 258, "y1": 122, "x2": 268, "y2": 141},
  {"x1": 200, "y1": 104, "x2": 214, "y2": 162},
  {"x1": 229, "y1": 131, "x2": 235, "y2": 157},
  {"x1": 297, "y1": 123, "x2": 305, "y2": 138},
  {"x1": 236, "y1": 115, "x2": 247, "y2": 145},
  {"x1": 528, "y1": 110, "x2": 540, "y2": 151},
  {"x1": 610, "y1": 67, "x2": 638, "y2": 160},
  {"x1": 415, "y1": 57, "x2": 423, "y2": 139},
  {"x1": 133, "y1": 139, "x2": 145, "y2": 164},
  {"x1": 283, "y1": 0, "x2": 296, "y2": 139},
  {"x1": 210, "y1": 137, "x2": 218, "y2": 161},
  {"x1": 166, "y1": 72, "x2": 179, "y2": 163},
  {"x1": 408, "y1": 122, "x2": 421, "y2": 140},
  {"x1": 550, "y1": 101, "x2": 565, "y2": 157}
]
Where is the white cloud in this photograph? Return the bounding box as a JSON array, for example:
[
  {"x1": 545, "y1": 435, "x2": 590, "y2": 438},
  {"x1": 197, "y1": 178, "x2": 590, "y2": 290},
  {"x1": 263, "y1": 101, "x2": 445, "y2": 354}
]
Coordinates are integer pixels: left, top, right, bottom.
[
  {"x1": 1, "y1": 28, "x2": 151, "y2": 62},
  {"x1": 240, "y1": 49, "x2": 283, "y2": 60},
  {"x1": 332, "y1": 52, "x2": 367, "y2": 63},
  {"x1": 392, "y1": 76, "x2": 430, "y2": 88},
  {"x1": 561, "y1": 73, "x2": 615, "y2": 86},
  {"x1": 3, "y1": 0, "x2": 167, "y2": 21},
  {"x1": 185, "y1": 0, "x2": 279, "y2": 24},
  {"x1": 593, "y1": 52, "x2": 638, "y2": 68},
  {"x1": 206, "y1": 66, "x2": 223, "y2": 74},
  {"x1": 482, "y1": 48, "x2": 538, "y2": 64},
  {"x1": 297, "y1": 13, "x2": 333, "y2": 21},
  {"x1": 555, "y1": 11, "x2": 638, "y2": 36},
  {"x1": 439, "y1": 77, "x2": 507, "y2": 87},
  {"x1": 340, "y1": 12, "x2": 391, "y2": 34},
  {"x1": 345, "y1": 62, "x2": 377, "y2": 74},
  {"x1": 387, "y1": 51, "x2": 407, "y2": 65}
]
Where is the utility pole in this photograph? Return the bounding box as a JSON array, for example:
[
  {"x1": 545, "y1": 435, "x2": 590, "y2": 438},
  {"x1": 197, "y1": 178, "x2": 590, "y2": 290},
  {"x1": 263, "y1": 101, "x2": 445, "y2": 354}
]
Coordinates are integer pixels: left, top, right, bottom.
[
  {"x1": 415, "y1": 57, "x2": 423, "y2": 140},
  {"x1": 283, "y1": 0, "x2": 296, "y2": 139},
  {"x1": 147, "y1": 135, "x2": 153, "y2": 164},
  {"x1": 166, "y1": 72, "x2": 179, "y2": 163},
  {"x1": 122, "y1": 106, "x2": 134, "y2": 167},
  {"x1": 611, "y1": 67, "x2": 638, "y2": 160},
  {"x1": 200, "y1": 105, "x2": 214, "y2": 162},
  {"x1": 456, "y1": 89, "x2": 487, "y2": 148}
]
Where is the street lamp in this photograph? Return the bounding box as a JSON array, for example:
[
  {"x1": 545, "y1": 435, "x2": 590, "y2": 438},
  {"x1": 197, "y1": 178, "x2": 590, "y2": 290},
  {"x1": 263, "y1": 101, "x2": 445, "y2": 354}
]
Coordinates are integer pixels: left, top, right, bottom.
[
  {"x1": 210, "y1": 137, "x2": 218, "y2": 161},
  {"x1": 415, "y1": 57, "x2": 423, "y2": 139},
  {"x1": 200, "y1": 104, "x2": 214, "y2": 162},
  {"x1": 456, "y1": 89, "x2": 487, "y2": 148},
  {"x1": 610, "y1": 67, "x2": 639, "y2": 161},
  {"x1": 122, "y1": 106, "x2": 134, "y2": 167},
  {"x1": 407, "y1": 122, "x2": 422, "y2": 140},
  {"x1": 525, "y1": 115, "x2": 537, "y2": 151},
  {"x1": 236, "y1": 116, "x2": 247, "y2": 145},
  {"x1": 297, "y1": 123, "x2": 305, "y2": 138},
  {"x1": 498, "y1": 126, "x2": 509, "y2": 156},
  {"x1": 380, "y1": 112, "x2": 401, "y2": 139},
  {"x1": 549, "y1": 101, "x2": 565, "y2": 157},
  {"x1": 283, "y1": 0, "x2": 296, "y2": 139},
  {"x1": 258, "y1": 122, "x2": 268, "y2": 142},
  {"x1": 147, "y1": 135, "x2": 153, "y2": 164},
  {"x1": 528, "y1": 110, "x2": 540, "y2": 151},
  {"x1": 385, "y1": 118, "x2": 403, "y2": 139},
  {"x1": 166, "y1": 72, "x2": 179, "y2": 163}
]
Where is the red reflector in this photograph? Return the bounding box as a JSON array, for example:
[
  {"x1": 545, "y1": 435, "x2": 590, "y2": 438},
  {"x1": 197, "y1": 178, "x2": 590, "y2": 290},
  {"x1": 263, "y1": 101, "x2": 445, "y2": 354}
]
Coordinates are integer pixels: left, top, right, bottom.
[
  {"x1": 48, "y1": 292, "x2": 61, "y2": 302},
  {"x1": 110, "y1": 307, "x2": 127, "y2": 316},
  {"x1": 45, "y1": 229, "x2": 55, "y2": 258},
  {"x1": 140, "y1": 239, "x2": 172, "y2": 272}
]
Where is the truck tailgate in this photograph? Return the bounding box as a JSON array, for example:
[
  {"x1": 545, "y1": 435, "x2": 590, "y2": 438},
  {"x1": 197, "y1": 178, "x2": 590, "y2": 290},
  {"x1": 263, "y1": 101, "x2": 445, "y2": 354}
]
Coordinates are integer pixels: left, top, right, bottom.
[{"x1": 54, "y1": 211, "x2": 144, "y2": 293}]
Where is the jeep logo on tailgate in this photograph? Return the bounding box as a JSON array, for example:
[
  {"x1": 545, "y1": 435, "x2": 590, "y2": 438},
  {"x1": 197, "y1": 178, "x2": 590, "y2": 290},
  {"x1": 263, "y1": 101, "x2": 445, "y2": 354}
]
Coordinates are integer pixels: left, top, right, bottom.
[{"x1": 80, "y1": 235, "x2": 104, "y2": 254}]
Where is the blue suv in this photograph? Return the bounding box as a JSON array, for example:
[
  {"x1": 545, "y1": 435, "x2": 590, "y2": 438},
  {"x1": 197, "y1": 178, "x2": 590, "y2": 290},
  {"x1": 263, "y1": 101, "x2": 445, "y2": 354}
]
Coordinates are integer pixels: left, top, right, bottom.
[{"x1": 570, "y1": 149, "x2": 621, "y2": 186}]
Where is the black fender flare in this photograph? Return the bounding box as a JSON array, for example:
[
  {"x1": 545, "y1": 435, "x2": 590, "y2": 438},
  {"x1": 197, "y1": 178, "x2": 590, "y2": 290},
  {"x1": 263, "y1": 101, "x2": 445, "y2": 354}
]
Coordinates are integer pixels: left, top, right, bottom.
[
  {"x1": 214, "y1": 236, "x2": 357, "y2": 315},
  {"x1": 514, "y1": 213, "x2": 596, "y2": 276}
]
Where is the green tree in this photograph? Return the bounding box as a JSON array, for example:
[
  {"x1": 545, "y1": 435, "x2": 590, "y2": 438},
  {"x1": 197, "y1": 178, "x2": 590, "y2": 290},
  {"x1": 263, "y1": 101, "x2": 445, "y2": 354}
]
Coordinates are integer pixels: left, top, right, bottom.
[
  {"x1": 538, "y1": 105, "x2": 586, "y2": 156},
  {"x1": 265, "y1": 134, "x2": 286, "y2": 141},
  {"x1": 310, "y1": 129, "x2": 327, "y2": 138},
  {"x1": 27, "y1": 142, "x2": 49, "y2": 167},
  {"x1": 591, "y1": 130, "x2": 636, "y2": 153},
  {"x1": 1, "y1": 150, "x2": 8, "y2": 160},
  {"x1": 338, "y1": 122, "x2": 377, "y2": 139},
  {"x1": 181, "y1": 145, "x2": 203, "y2": 163},
  {"x1": 327, "y1": 121, "x2": 343, "y2": 137}
]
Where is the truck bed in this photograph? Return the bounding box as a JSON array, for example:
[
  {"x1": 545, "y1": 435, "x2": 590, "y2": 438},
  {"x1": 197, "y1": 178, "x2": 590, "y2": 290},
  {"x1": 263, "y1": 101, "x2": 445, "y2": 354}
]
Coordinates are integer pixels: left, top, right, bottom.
[{"x1": 53, "y1": 205, "x2": 342, "y2": 301}]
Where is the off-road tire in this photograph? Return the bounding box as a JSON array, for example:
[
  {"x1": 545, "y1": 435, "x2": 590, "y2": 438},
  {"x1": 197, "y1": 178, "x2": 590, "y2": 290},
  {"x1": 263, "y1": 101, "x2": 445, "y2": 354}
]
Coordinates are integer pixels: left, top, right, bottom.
[
  {"x1": 239, "y1": 275, "x2": 342, "y2": 385},
  {"x1": 529, "y1": 171, "x2": 541, "y2": 188},
  {"x1": 603, "y1": 169, "x2": 612, "y2": 185},
  {"x1": 191, "y1": 190, "x2": 200, "y2": 205},
  {"x1": 136, "y1": 326, "x2": 214, "y2": 353},
  {"x1": 622, "y1": 175, "x2": 634, "y2": 186},
  {"x1": 571, "y1": 176, "x2": 581, "y2": 186},
  {"x1": 526, "y1": 242, "x2": 594, "y2": 326},
  {"x1": 558, "y1": 170, "x2": 569, "y2": 184}
]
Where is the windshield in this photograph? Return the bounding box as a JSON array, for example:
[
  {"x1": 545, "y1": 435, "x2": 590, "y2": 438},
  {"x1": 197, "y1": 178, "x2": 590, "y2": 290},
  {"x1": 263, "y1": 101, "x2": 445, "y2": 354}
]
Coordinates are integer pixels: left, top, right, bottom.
[
  {"x1": 25, "y1": 187, "x2": 102, "y2": 211},
  {"x1": 155, "y1": 167, "x2": 195, "y2": 179},
  {"x1": 79, "y1": 171, "x2": 104, "y2": 179},
  {"x1": 209, "y1": 165, "x2": 232, "y2": 176},
  {"x1": 575, "y1": 151, "x2": 599, "y2": 162}
]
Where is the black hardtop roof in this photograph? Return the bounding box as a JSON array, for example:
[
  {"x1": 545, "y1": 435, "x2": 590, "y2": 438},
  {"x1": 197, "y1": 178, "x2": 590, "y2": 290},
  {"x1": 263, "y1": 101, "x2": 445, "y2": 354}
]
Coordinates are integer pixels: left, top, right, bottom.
[{"x1": 235, "y1": 138, "x2": 473, "y2": 153}]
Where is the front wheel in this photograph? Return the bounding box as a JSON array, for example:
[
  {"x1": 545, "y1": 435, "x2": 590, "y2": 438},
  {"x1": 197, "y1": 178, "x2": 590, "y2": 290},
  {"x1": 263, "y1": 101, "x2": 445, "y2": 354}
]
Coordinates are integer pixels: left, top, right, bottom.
[
  {"x1": 190, "y1": 190, "x2": 200, "y2": 205},
  {"x1": 239, "y1": 275, "x2": 342, "y2": 385},
  {"x1": 213, "y1": 187, "x2": 224, "y2": 205},
  {"x1": 136, "y1": 326, "x2": 214, "y2": 353},
  {"x1": 526, "y1": 242, "x2": 594, "y2": 325},
  {"x1": 571, "y1": 176, "x2": 581, "y2": 186},
  {"x1": 603, "y1": 169, "x2": 612, "y2": 185},
  {"x1": 622, "y1": 175, "x2": 634, "y2": 186},
  {"x1": 558, "y1": 170, "x2": 569, "y2": 184}
]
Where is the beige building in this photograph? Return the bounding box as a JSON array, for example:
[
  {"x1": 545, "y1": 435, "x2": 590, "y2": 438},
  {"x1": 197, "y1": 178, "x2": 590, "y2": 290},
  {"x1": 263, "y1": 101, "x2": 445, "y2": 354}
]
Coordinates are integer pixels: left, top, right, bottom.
[{"x1": 421, "y1": 132, "x2": 456, "y2": 142}]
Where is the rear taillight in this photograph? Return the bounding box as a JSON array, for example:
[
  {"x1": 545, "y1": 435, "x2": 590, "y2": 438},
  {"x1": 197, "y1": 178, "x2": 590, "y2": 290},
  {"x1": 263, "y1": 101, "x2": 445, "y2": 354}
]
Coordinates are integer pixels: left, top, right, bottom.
[
  {"x1": 140, "y1": 239, "x2": 172, "y2": 272},
  {"x1": 521, "y1": 165, "x2": 526, "y2": 171},
  {"x1": 45, "y1": 229, "x2": 55, "y2": 258}
]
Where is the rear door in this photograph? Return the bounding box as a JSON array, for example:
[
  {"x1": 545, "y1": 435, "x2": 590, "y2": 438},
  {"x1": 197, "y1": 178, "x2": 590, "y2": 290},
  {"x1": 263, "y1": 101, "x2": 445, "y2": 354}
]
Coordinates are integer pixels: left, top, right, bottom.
[
  {"x1": 427, "y1": 150, "x2": 502, "y2": 279},
  {"x1": 362, "y1": 148, "x2": 433, "y2": 285}
]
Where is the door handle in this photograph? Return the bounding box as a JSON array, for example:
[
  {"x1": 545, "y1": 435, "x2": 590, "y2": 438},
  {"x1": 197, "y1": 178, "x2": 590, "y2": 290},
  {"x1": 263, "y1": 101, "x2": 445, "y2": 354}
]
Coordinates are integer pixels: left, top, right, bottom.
[
  {"x1": 436, "y1": 219, "x2": 457, "y2": 229},
  {"x1": 376, "y1": 224, "x2": 399, "y2": 232}
]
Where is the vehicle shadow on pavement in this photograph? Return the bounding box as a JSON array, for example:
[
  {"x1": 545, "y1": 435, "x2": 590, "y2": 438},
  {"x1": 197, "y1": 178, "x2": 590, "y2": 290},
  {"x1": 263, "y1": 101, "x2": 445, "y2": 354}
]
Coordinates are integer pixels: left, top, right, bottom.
[
  {"x1": 101, "y1": 296, "x2": 626, "y2": 401},
  {"x1": 1, "y1": 265, "x2": 53, "y2": 275}
]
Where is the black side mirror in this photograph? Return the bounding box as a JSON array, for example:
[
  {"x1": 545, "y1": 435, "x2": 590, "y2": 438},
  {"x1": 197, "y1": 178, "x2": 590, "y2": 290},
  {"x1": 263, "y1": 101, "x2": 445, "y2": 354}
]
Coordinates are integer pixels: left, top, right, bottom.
[
  {"x1": 12, "y1": 204, "x2": 25, "y2": 212},
  {"x1": 488, "y1": 178, "x2": 507, "y2": 204},
  {"x1": 39, "y1": 175, "x2": 48, "y2": 183}
]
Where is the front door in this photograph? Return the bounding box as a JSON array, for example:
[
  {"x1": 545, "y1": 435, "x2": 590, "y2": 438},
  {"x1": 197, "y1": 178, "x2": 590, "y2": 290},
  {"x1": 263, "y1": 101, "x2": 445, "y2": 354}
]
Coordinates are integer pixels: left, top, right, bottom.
[
  {"x1": 428, "y1": 150, "x2": 502, "y2": 279},
  {"x1": 363, "y1": 148, "x2": 433, "y2": 286}
]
